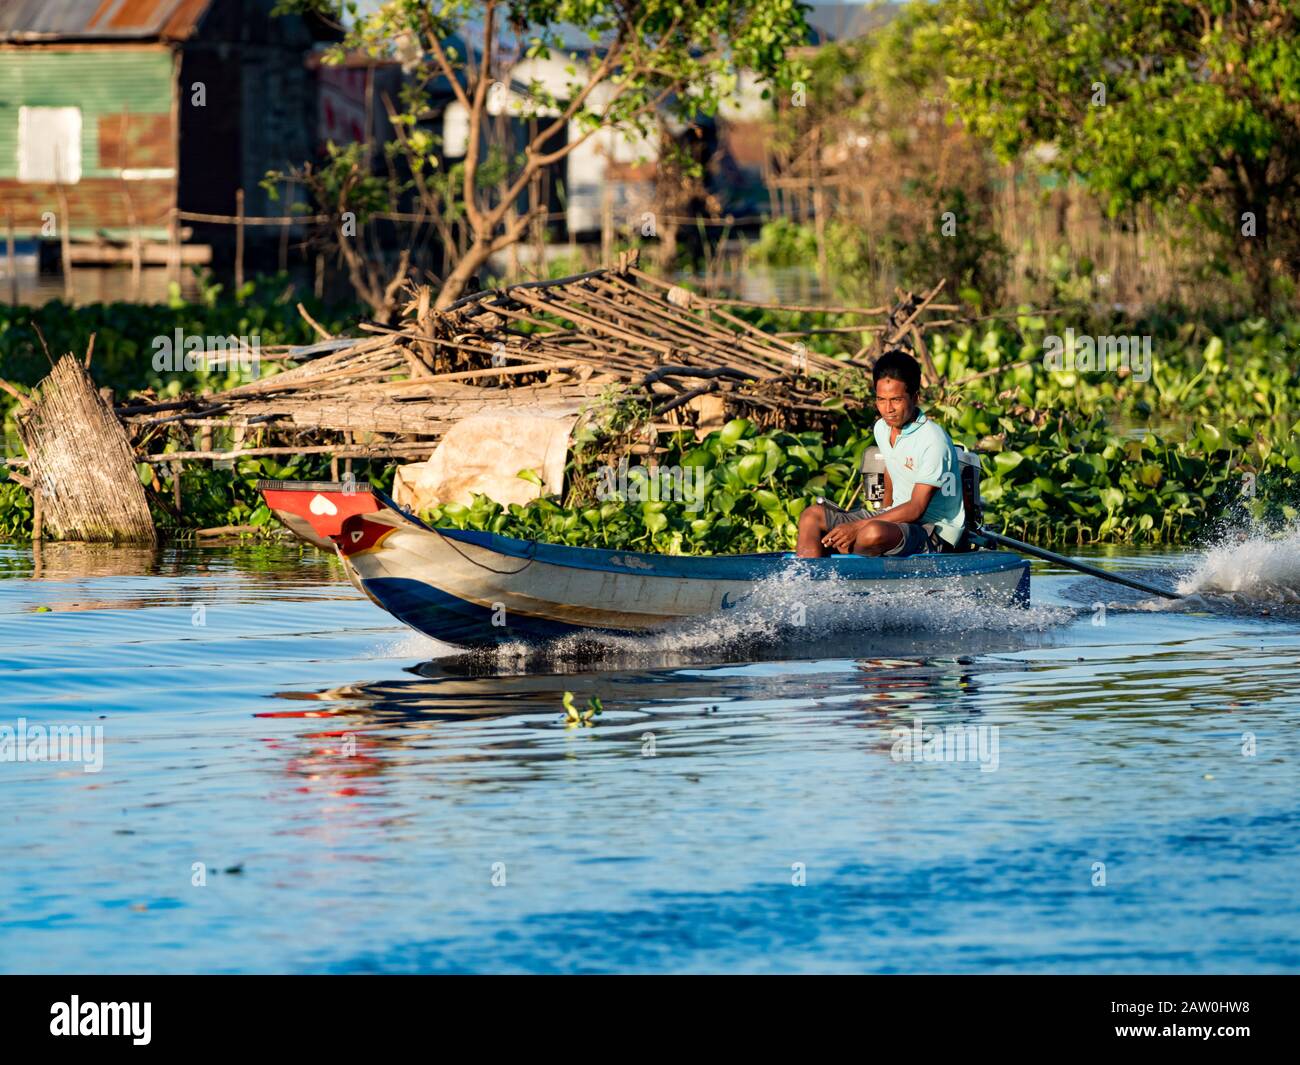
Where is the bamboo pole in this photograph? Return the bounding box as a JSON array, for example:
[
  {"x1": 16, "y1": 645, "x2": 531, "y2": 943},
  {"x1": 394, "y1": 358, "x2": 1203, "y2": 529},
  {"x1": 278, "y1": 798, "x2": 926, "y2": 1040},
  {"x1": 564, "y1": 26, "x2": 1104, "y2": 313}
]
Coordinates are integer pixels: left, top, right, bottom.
[
  {"x1": 169, "y1": 206, "x2": 181, "y2": 287},
  {"x1": 910, "y1": 324, "x2": 940, "y2": 387},
  {"x1": 601, "y1": 177, "x2": 614, "y2": 264},
  {"x1": 812, "y1": 129, "x2": 829, "y2": 294},
  {"x1": 56, "y1": 184, "x2": 73, "y2": 301},
  {"x1": 6, "y1": 210, "x2": 16, "y2": 305},
  {"x1": 887, "y1": 281, "x2": 948, "y2": 344},
  {"x1": 296, "y1": 303, "x2": 334, "y2": 340},
  {"x1": 234, "y1": 188, "x2": 245, "y2": 289},
  {"x1": 590, "y1": 276, "x2": 802, "y2": 376},
  {"x1": 143, "y1": 442, "x2": 440, "y2": 463}
]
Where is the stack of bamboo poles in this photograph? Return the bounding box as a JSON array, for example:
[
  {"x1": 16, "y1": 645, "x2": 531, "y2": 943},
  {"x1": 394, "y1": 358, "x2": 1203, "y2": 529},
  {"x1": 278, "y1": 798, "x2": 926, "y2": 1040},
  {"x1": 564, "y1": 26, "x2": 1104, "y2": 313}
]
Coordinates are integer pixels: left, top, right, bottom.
[{"x1": 119, "y1": 253, "x2": 952, "y2": 468}]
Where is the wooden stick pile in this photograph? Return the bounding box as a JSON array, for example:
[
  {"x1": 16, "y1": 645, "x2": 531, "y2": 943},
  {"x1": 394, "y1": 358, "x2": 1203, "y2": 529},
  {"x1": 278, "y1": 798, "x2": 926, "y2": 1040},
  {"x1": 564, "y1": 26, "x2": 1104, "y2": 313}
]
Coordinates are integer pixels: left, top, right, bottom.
[{"x1": 118, "y1": 252, "x2": 951, "y2": 470}]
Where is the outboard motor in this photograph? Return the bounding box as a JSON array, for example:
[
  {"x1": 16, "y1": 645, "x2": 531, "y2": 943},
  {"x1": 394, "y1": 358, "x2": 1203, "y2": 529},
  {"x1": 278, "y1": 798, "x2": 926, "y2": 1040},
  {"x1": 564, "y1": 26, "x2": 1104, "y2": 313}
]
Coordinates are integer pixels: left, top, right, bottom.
[
  {"x1": 955, "y1": 446, "x2": 984, "y2": 529},
  {"x1": 860, "y1": 444, "x2": 985, "y2": 539},
  {"x1": 861, "y1": 446, "x2": 887, "y2": 506}
]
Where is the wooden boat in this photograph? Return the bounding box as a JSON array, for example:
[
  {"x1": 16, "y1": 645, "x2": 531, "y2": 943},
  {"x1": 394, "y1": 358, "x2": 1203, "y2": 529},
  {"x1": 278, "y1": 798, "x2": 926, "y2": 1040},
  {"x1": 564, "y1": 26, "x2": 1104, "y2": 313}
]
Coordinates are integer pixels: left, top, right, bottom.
[{"x1": 260, "y1": 480, "x2": 1031, "y2": 648}]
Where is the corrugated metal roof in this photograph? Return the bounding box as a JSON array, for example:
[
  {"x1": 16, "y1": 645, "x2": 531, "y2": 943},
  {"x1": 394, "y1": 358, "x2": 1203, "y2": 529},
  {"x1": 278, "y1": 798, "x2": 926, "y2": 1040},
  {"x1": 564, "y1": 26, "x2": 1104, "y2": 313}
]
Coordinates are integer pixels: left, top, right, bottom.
[{"x1": 0, "y1": 0, "x2": 212, "y2": 42}]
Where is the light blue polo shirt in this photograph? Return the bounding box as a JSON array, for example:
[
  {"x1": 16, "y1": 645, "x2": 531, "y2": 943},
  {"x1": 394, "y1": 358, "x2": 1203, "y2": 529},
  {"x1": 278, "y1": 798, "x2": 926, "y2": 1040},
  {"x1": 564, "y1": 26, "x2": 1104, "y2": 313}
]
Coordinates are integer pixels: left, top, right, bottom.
[{"x1": 872, "y1": 410, "x2": 966, "y2": 545}]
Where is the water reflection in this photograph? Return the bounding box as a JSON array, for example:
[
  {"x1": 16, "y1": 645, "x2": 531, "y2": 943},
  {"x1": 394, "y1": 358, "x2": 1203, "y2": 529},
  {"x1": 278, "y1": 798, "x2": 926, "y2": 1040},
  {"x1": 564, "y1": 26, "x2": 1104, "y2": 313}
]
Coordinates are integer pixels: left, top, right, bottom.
[
  {"x1": 258, "y1": 626, "x2": 1058, "y2": 803},
  {"x1": 0, "y1": 540, "x2": 345, "y2": 613},
  {"x1": 17, "y1": 541, "x2": 162, "y2": 580},
  {"x1": 277, "y1": 625, "x2": 1054, "y2": 721}
]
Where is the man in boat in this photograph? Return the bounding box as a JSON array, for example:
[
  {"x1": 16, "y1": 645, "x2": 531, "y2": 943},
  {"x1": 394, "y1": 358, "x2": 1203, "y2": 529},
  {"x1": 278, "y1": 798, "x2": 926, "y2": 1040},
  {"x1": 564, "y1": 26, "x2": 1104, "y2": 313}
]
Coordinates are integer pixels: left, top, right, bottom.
[{"x1": 796, "y1": 349, "x2": 966, "y2": 557}]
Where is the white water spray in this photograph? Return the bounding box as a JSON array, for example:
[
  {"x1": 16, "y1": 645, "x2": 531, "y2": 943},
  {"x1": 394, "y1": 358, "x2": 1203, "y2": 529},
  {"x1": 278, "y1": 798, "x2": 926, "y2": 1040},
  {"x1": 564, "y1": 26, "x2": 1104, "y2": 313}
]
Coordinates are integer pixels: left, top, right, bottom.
[
  {"x1": 1177, "y1": 522, "x2": 1300, "y2": 603},
  {"x1": 471, "y1": 566, "x2": 1069, "y2": 668}
]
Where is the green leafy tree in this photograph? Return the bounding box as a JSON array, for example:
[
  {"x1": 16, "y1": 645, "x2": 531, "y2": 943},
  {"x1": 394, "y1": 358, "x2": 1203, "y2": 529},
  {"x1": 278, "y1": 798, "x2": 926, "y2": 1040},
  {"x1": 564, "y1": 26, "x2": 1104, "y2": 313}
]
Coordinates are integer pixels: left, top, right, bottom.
[
  {"x1": 753, "y1": 5, "x2": 1008, "y2": 306},
  {"x1": 933, "y1": 0, "x2": 1300, "y2": 310},
  {"x1": 278, "y1": 0, "x2": 809, "y2": 311}
]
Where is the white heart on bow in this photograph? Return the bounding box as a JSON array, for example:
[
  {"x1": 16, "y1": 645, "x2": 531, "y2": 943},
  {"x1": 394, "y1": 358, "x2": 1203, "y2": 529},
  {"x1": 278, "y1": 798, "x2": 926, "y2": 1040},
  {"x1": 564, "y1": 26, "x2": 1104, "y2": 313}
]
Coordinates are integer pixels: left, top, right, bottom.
[{"x1": 309, "y1": 493, "x2": 339, "y2": 516}]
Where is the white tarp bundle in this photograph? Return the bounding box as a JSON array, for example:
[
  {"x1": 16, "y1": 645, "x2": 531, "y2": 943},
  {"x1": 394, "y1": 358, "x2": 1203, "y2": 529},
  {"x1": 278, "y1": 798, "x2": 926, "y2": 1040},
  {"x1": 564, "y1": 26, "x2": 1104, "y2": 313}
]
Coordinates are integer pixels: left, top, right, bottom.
[{"x1": 393, "y1": 414, "x2": 576, "y2": 513}]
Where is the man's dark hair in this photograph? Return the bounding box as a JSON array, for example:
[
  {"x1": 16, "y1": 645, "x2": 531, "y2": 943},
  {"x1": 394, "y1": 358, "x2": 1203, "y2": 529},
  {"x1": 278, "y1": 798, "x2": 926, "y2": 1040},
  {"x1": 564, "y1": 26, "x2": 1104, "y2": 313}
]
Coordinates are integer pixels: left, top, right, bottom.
[{"x1": 872, "y1": 349, "x2": 922, "y2": 396}]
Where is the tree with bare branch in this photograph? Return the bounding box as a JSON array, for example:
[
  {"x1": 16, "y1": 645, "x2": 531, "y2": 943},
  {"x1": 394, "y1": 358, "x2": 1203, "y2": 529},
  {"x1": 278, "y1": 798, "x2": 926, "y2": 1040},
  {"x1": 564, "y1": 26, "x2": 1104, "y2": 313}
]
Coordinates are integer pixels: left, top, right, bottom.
[{"x1": 276, "y1": 0, "x2": 809, "y2": 309}]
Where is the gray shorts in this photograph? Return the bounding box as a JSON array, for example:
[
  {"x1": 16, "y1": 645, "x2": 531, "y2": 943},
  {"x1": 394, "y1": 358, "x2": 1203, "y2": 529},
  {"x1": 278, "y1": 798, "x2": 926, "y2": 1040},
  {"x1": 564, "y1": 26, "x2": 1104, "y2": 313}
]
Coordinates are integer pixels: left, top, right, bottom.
[{"x1": 818, "y1": 500, "x2": 947, "y2": 556}]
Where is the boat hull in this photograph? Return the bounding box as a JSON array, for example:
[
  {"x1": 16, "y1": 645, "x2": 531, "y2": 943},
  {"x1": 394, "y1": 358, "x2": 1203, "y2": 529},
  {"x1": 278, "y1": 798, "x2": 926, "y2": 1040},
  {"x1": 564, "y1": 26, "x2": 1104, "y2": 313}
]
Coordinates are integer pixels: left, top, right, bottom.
[{"x1": 260, "y1": 481, "x2": 1031, "y2": 648}]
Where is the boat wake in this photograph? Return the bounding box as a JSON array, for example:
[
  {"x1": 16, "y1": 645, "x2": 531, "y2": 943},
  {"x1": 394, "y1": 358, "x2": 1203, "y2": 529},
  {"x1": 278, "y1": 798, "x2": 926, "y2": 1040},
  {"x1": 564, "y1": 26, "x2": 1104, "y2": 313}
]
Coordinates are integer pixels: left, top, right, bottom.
[
  {"x1": 436, "y1": 567, "x2": 1070, "y2": 670},
  {"x1": 1175, "y1": 520, "x2": 1300, "y2": 609}
]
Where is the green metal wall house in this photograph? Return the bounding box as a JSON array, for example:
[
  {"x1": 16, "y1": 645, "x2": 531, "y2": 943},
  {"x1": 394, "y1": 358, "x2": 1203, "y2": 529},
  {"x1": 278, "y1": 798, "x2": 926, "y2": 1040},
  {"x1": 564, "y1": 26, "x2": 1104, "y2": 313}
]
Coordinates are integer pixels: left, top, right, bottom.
[{"x1": 0, "y1": 0, "x2": 336, "y2": 259}]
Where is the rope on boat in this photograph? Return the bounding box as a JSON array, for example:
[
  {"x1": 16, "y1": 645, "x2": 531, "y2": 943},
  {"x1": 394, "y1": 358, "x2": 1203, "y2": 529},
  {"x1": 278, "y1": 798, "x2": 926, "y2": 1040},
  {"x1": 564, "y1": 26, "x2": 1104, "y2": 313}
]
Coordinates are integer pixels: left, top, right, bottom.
[
  {"x1": 433, "y1": 526, "x2": 539, "y2": 575},
  {"x1": 379, "y1": 488, "x2": 541, "y2": 576}
]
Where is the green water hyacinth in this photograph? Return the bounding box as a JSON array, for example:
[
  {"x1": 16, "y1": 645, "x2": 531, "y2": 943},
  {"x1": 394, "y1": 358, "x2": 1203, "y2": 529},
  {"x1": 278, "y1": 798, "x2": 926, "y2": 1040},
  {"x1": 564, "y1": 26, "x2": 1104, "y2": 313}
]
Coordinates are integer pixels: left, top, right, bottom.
[
  {"x1": 563, "y1": 692, "x2": 603, "y2": 728},
  {"x1": 419, "y1": 313, "x2": 1300, "y2": 551}
]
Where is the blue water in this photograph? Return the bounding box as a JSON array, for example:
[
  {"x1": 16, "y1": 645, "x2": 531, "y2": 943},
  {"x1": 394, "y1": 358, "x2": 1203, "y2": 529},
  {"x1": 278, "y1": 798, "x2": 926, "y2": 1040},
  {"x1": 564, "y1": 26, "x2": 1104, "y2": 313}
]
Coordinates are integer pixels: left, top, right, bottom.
[{"x1": 0, "y1": 539, "x2": 1297, "y2": 973}]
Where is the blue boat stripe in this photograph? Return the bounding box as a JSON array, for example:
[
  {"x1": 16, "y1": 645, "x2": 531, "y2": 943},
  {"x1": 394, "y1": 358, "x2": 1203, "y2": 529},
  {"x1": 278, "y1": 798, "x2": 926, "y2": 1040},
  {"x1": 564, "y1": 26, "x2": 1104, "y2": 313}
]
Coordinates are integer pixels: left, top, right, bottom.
[
  {"x1": 433, "y1": 527, "x2": 1025, "y2": 582},
  {"x1": 365, "y1": 577, "x2": 601, "y2": 646}
]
